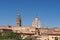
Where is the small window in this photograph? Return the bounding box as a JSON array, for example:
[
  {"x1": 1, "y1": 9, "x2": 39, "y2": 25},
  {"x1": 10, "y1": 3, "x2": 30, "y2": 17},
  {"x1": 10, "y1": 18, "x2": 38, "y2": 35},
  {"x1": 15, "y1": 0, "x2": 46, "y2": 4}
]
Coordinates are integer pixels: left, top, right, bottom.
[
  {"x1": 45, "y1": 39, "x2": 46, "y2": 40},
  {"x1": 55, "y1": 37, "x2": 58, "y2": 40},
  {"x1": 52, "y1": 37, "x2": 53, "y2": 39}
]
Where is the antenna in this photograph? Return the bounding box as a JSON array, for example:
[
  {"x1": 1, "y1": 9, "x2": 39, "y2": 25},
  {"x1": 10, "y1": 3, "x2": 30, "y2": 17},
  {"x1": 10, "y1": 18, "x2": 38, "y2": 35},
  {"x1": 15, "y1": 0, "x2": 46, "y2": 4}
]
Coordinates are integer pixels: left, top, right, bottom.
[
  {"x1": 18, "y1": 8, "x2": 20, "y2": 15},
  {"x1": 35, "y1": 8, "x2": 39, "y2": 18}
]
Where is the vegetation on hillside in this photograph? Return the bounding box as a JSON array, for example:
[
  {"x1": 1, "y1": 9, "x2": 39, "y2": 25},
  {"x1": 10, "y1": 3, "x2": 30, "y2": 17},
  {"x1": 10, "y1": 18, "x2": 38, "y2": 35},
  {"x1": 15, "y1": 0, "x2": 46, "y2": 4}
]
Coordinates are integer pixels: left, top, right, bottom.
[{"x1": 0, "y1": 32, "x2": 36, "y2": 40}]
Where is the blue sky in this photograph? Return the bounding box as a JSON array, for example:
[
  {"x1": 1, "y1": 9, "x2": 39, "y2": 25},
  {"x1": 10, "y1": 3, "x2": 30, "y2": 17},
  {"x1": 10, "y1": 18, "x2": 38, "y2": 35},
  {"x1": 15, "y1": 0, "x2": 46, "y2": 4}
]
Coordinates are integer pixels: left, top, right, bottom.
[{"x1": 0, "y1": 0, "x2": 60, "y2": 27}]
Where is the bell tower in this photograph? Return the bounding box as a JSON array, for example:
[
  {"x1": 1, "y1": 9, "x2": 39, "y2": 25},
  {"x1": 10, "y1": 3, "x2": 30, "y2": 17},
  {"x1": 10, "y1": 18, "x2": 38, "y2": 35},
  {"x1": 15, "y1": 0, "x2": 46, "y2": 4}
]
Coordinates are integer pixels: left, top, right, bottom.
[{"x1": 16, "y1": 10, "x2": 21, "y2": 27}]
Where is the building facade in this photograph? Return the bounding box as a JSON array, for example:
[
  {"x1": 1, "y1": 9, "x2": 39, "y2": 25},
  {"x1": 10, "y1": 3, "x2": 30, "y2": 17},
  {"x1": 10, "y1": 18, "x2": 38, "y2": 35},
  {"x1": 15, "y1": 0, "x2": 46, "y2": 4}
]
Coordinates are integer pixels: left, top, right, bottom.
[{"x1": 0, "y1": 11, "x2": 60, "y2": 40}]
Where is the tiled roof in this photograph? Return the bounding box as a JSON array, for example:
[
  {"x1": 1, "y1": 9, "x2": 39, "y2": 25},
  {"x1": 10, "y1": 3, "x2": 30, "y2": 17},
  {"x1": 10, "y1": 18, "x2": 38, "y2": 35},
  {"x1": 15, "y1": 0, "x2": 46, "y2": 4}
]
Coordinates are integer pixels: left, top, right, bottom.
[
  {"x1": 48, "y1": 29, "x2": 60, "y2": 35},
  {"x1": 16, "y1": 32, "x2": 35, "y2": 35}
]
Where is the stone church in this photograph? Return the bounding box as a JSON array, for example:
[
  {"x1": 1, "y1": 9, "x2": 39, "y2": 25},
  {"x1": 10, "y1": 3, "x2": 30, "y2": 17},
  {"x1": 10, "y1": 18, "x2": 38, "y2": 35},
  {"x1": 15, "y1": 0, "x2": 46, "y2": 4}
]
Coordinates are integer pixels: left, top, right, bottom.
[{"x1": 0, "y1": 11, "x2": 60, "y2": 40}]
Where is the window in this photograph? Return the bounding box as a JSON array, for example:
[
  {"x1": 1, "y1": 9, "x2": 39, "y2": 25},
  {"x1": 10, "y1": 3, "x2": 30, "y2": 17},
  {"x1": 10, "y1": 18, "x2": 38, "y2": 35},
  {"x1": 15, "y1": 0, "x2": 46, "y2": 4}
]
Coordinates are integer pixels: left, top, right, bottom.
[
  {"x1": 45, "y1": 39, "x2": 46, "y2": 40},
  {"x1": 55, "y1": 37, "x2": 58, "y2": 40}
]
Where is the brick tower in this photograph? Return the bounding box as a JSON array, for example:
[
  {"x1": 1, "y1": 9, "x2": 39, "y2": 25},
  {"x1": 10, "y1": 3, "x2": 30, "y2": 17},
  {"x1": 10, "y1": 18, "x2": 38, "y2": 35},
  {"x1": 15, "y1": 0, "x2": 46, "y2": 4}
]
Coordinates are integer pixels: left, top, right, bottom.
[{"x1": 16, "y1": 10, "x2": 21, "y2": 27}]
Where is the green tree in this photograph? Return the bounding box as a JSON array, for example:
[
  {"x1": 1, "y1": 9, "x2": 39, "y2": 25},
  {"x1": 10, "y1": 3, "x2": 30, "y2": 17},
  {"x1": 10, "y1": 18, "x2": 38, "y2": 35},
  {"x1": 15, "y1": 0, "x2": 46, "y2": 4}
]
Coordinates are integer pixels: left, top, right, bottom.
[{"x1": 0, "y1": 32, "x2": 3, "y2": 40}]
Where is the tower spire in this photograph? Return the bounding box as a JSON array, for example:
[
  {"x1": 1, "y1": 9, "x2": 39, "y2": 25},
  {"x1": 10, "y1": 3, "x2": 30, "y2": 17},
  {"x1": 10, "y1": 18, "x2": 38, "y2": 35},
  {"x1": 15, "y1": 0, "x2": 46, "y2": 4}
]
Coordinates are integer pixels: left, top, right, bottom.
[{"x1": 16, "y1": 9, "x2": 21, "y2": 27}]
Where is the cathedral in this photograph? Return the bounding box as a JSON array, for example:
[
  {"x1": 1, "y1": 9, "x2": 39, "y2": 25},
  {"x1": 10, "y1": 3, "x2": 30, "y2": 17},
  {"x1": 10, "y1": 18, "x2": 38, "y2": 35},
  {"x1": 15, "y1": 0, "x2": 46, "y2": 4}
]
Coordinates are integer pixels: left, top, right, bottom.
[{"x1": 0, "y1": 11, "x2": 60, "y2": 40}]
